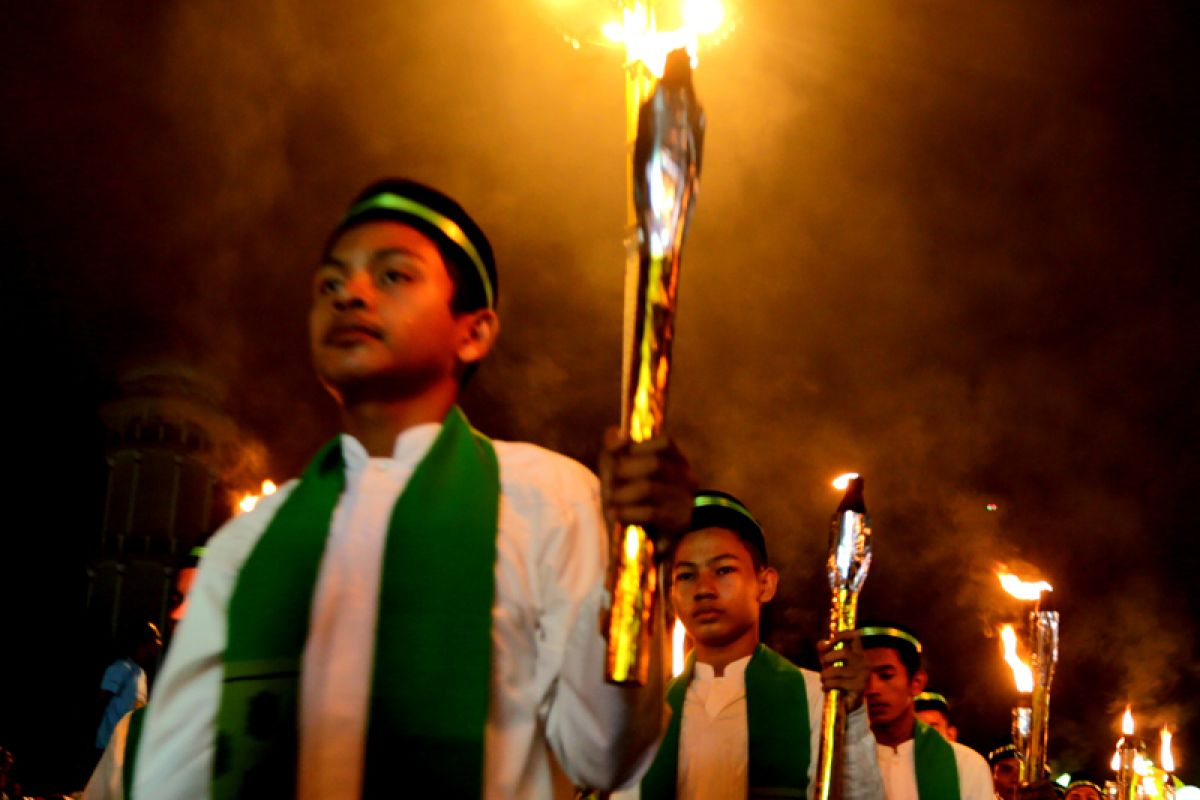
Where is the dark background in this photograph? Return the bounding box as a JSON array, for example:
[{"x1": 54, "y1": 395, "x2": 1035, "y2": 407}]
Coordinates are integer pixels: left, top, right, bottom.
[{"x1": 2, "y1": 0, "x2": 1197, "y2": 792}]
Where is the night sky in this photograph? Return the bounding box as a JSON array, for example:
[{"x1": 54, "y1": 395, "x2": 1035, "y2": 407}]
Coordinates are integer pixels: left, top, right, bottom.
[{"x1": 4, "y1": 0, "x2": 1198, "y2": 792}]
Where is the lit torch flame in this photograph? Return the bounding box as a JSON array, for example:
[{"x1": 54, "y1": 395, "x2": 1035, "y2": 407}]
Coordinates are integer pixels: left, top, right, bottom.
[
  {"x1": 832, "y1": 472, "x2": 860, "y2": 491},
  {"x1": 602, "y1": 0, "x2": 727, "y2": 77},
  {"x1": 998, "y1": 568, "x2": 1054, "y2": 601},
  {"x1": 1112, "y1": 746, "x2": 1122, "y2": 772},
  {"x1": 1000, "y1": 624, "x2": 1034, "y2": 693},
  {"x1": 1161, "y1": 726, "x2": 1175, "y2": 773},
  {"x1": 671, "y1": 616, "x2": 687, "y2": 677},
  {"x1": 1123, "y1": 705, "x2": 1135, "y2": 736},
  {"x1": 236, "y1": 478, "x2": 277, "y2": 515}
]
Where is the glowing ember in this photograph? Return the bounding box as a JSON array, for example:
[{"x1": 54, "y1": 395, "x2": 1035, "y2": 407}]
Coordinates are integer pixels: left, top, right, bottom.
[
  {"x1": 238, "y1": 493, "x2": 258, "y2": 514},
  {"x1": 602, "y1": 0, "x2": 727, "y2": 76},
  {"x1": 832, "y1": 472, "x2": 860, "y2": 491},
  {"x1": 261, "y1": 479, "x2": 277, "y2": 496},
  {"x1": 1000, "y1": 624, "x2": 1034, "y2": 693},
  {"x1": 997, "y1": 568, "x2": 1053, "y2": 601},
  {"x1": 1162, "y1": 726, "x2": 1175, "y2": 773},
  {"x1": 1123, "y1": 705, "x2": 1136, "y2": 736},
  {"x1": 672, "y1": 616, "x2": 687, "y2": 677}
]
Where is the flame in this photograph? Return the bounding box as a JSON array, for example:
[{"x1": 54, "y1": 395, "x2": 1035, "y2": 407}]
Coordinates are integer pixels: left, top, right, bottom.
[
  {"x1": 671, "y1": 616, "x2": 687, "y2": 677},
  {"x1": 832, "y1": 472, "x2": 860, "y2": 491},
  {"x1": 1162, "y1": 726, "x2": 1175, "y2": 773},
  {"x1": 1134, "y1": 755, "x2": 1152, "y2": 777},
  {"x1": 1123, "y1": 705, "x2": 1136, "y2": 736},
  {"x1": 1112, "y1": 746, "x2": 1122, "y2": 772},
  {"x1": 1000, "y1": 624, "x2": 1034, "y2": 693},
  {"x1": 236, "y1": 477, "x2": 277, "y2": 515},
  {"x1": 602, "y1": 0, "x2": 727, "y2": 76},
  {"x1": 997, "y1": 568, "x2": 1053, "y2": 600}
]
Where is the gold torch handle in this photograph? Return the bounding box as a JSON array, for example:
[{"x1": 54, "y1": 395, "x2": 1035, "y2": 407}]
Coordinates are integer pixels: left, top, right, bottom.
[
  {"x1": 813, "y1": 587, "x2": 860, "y2": 800},
  {"x1": 605, "y1": 48, "x2": 704, "y2": 686}
]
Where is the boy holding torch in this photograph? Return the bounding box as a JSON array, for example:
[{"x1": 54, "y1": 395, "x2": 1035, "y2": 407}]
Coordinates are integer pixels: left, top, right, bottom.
[
  {"x1": 627, "y1": 490, "x2": 883, "y2": 800},
  {"x1": 132, "y1": 178, "x2": 696, "y2": 799}
]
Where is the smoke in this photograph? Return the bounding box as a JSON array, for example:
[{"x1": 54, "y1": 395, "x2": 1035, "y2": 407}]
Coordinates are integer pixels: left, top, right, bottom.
[{"x1": 3, "y1": 0, "x2": 1198, "y2": 784}]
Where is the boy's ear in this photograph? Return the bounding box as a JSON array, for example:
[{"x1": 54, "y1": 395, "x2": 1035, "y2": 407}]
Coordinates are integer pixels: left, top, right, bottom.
[
  {"x1": 910, "y1": 668, "x2": 929, "y2": 695},
  {"x1": 757, "y1": 566, "x2": 779, "y2": 603},
  {"x1": 457, "y1": 308, "x2": 499, "y2": 366}
]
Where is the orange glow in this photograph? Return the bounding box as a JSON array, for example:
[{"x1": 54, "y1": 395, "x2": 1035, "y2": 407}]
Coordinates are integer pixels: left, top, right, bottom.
[
  {"x1": 1161, "y1": 726, "x2": 1175, "y2": 773},
  {"x1": 602, "y1": 0, "x2": 728, "y2": 76},
  {"x1": 998, "y1": 568, "x2": 1053, "y2": 600},
  {"x1": 1112, "y1": 746, "x2": 1122, "y2": 772},
  {"x1": 238, "y1": 493, "x2": 258, "y2": 514},
  {"x1": 1123, "y1": 705, "x2": 1135, "y2": 736},
  {"x1": 832, "y1": 472, "x2": 859, "y2": 491},
  {"x1": 261, "y1": 479, "x2": 277, "y2": 496},
  {"x1": 672, "y1": 616, "x2": 687, "y2": 677},
  {"x1": 1000, "y1": 624, "x2": 1034, "y2": 693}
]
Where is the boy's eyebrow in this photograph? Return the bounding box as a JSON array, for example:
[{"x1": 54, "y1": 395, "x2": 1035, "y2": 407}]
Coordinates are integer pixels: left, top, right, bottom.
[
  {"x1": 672, "y1": 553, "x2": 739, "y2": 572},
  {"x1": 316, "y1": 246, "x2": 428, "y2": 272}
]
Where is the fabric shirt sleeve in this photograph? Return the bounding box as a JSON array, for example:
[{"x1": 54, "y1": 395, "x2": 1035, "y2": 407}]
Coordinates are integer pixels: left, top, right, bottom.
[
  {"x1": 132, "y1": 483, "x2": 296, "y2": 800},
  {"x1": 804, "y1": 670, "x2": 885, "y2": 800},
  {"x1": 534, "y1": 455, "x2": 667, "y2": 792},
  {"x1": 100, "y1": 661, "x2": 131, "y2": 695},
  {"x1": 952, "y1": 743, "x2": 995, "y2": 800}
]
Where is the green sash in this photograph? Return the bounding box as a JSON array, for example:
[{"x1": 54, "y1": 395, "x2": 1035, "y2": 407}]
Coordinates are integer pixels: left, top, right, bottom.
[
  {"x1": 642, "y1": 644, "x2": 811, "y2": 799},
  {"x1": 122, "y1": 706, "x2": 146, "y2": 800},
  {"x1": 213, "y1": 407, "x2": 499, "y2": 798},
  {"x1": 914, "y1": 719, "x2": 961, "y2": 800}
]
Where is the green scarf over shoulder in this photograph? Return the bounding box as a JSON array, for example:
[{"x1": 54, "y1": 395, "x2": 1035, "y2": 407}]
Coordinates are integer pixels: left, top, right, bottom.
[
  {"x1": 913, "y1": 718, "x2": 961, "y2": 800},
  {"x1": 212, "y1": 406, "x2": 499, "y2": 799},
  {"x1": 641, "y1": 643, "x2": 811, "y2": 800}
]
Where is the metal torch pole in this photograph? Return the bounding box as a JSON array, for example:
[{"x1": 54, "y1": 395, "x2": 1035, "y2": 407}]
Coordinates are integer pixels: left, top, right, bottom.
[{"x1": 605, "y1": 48, "x2": 706, "y2": 685}]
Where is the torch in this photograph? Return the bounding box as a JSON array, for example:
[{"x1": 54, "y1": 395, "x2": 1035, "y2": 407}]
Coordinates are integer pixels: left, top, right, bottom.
[
  {"x1": 998, "y1": 569, "x2": 1058, "y2": 785},
  {"x1": 1161, "y1": 726, "x2": 1176, "y2": 800},
  {"x1": 812, "y1": 474, "x2": 873, "y2": 800},
  {"x1": 1115, "y1": 706, "x2": 1142, "y2": 800},
  {"x1": 1000, "y1": 623, "x2": 1035, "y2": 781},
  {"x1": 605, "y1": 46, "x2": 706, "y2": 685}
]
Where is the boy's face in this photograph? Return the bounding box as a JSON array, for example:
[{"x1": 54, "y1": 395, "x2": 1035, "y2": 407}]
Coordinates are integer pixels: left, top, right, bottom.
[
  {"x1": 864, "y1": 647, "x2": 925, "y2": 731},
  {"x1": 310, "y1": 220, "x2": 488, "y2": 399},
  {"x1": 670, "y1": 527, "x2": 776, "y2": 651},
  {"x1": 916, "y1": 709, "x2": 957, "y2": 741},
  {"x1": 992, "y1": 757, "x2": 1020, "y2": 800}
]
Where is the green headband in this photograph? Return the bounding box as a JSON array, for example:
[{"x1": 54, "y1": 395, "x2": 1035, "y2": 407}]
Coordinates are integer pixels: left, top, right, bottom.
[
  {"x1": 693, "y1": 494, "x2": 761, "y2": 529},
  {"x1": 1066, "y1": 782, "x2": 1102, "y2": 794},
  {"x1": 859, "y1": 626, "x2": 923, "y2": 653},
  {"x1": 916, "y1": 692, "x2": 948, "y2": 705},
  {"x1": 343, "y1": 192, "x2": 494, "y2": 309}
]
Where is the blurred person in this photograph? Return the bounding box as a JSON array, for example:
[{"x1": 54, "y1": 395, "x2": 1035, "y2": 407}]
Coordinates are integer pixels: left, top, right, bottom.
[
  {"x1": 1064, "y1": 781, "x2": 1102, "y2": 800},
  {"x1": 861, "y1": 625, "x2": 993, "y2": 800},
  {"x1": 94, "y1": 623, "x2": 161, "y2": 753},
  {"x1": 987, "y1": 745, "x2": 1020, "y2": 800},
  {"x1": 134, "y1": 178, "x2": 696, "y2": 798},
  {"x1": 914, "y1": 692, "x2": 958, "y2": 743}
]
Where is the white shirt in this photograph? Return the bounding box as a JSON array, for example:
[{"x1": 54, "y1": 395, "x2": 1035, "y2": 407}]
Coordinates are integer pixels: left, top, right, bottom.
[
  {"x1": 615, "y1": 654, "x2": 883, "y2": 800},
  {"x1": 134, "y1": 425, "x2": 665, "y2": 799},
  {"x1": 875, "y1": 737, "x2": 994, "y2": 800}
]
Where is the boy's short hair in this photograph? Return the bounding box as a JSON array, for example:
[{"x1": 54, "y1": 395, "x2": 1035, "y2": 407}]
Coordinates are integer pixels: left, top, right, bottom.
[
  {"x1": 987, "y1": 744, "x2": 1019, "y2": 767},
  {"x1": 682, "y1": 490, "x2": 768, "y2": 569},
  {"x1": 914, "y1": 691, "x2": 950, "y2": 716},
  {"x1": 859, "y1": 622, "x2": 923, "y2": 677},
  {"x1": 327, "y1": 178, "x2": 498, "y2": 314}
]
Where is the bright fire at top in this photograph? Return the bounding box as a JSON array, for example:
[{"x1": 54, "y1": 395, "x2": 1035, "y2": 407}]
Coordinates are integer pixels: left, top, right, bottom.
[
  {"x1": 832, "y1": 473, "x2": 860, "y2": 491},
  {"x1": 999, "y1": 624, "x2": 1033, "y2": 693},
  {"x1": 1123, "y1": 705, "x2": 1135, "y2": 736},
  {"x1": 997, "y1": 569, "x2": 1053, "y2": 601},
  {"x1": 602, "y1": 0, "x2": 729, "y2": 76},
  {"x1": 237, "y1": 478, "x2": 278, "y2": 515},
  {"x1": 672, "y1": 616, "x2": 687, "y2": 677}
]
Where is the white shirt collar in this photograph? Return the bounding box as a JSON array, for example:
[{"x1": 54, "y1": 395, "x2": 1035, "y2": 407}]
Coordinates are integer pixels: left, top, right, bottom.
[
  {"x1": 692, "y1": 652, "x2": 753, "y2": 684},
  {"x1": 339, "y1": 422, "x2": 443, "y2": 472}
]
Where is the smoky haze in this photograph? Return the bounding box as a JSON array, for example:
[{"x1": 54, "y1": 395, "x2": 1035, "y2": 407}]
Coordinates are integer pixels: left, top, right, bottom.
[{"x1": 3, "y1": 0, "x2": 1197, "y2": 788}]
